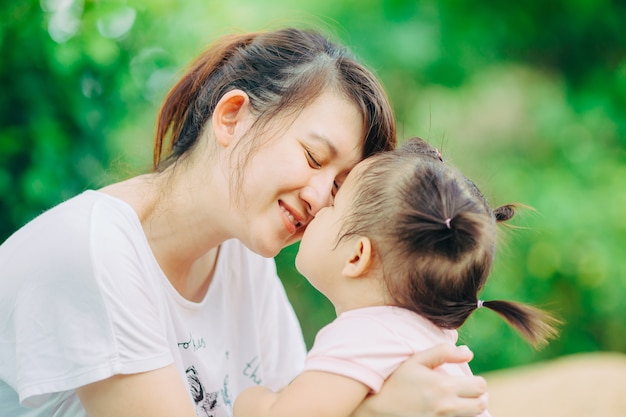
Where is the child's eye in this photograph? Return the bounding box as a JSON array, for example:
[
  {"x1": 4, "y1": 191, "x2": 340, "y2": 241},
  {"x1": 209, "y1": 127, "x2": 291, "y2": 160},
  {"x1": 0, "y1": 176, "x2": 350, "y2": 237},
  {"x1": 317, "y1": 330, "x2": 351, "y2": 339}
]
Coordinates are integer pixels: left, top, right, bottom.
[{"x1": 306, "y1": 150, "x2": 322, "y2": 169}]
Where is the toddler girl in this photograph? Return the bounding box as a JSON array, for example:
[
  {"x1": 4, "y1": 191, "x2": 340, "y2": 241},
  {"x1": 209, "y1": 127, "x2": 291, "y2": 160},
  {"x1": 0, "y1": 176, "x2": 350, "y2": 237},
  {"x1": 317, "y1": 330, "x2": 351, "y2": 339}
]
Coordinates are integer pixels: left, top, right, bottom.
[{"x1": 234, "y1": 137, "x2": 559, "y2": 417}]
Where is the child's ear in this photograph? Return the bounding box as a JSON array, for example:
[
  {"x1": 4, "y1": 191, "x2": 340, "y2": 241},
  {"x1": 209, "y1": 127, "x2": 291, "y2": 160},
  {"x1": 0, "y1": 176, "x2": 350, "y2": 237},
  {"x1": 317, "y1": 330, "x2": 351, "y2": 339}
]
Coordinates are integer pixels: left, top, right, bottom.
[
  {"x1": 212, "y1": 89, "x2": 251, "y2": 148},
  {"x1": 342, "y1": 236, "x2": 372, "y2": 278}
]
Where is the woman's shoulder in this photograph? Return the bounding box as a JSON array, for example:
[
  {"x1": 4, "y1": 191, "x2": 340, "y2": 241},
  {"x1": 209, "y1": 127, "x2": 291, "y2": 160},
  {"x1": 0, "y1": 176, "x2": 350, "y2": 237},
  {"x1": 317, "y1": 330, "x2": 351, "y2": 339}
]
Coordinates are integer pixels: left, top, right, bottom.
[
  {"x1": 84, "y1": 190, "x2": 145, "y2": 238},
  {"x1": 5, "y1": 190, "x2": 138, "y2": 239},
  {"x1": 0, "y1": 190, "x2": 146, "y2": 272}
]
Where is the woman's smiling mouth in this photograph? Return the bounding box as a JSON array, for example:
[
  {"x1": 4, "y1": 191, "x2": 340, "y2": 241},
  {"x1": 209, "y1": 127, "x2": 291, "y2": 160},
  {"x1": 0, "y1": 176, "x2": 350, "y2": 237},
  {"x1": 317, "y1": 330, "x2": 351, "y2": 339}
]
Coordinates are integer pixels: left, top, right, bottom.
[{"x1": 279, "y1": 201, "x2": 303, "y2": 234}]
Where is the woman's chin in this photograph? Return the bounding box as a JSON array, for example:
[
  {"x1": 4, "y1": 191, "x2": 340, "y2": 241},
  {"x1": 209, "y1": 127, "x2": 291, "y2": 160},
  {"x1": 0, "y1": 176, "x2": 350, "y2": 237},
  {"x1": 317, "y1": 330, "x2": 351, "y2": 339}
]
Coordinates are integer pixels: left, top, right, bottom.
[
  {"x1": 284, "y1": 229, "x2": 304, "y2": 248},
  {"x1": 250, "y1": 240, "x2": 284, "y2": 259},
  {"x1": 245, "y1": 231, "x2": 302, "y2": 258}
]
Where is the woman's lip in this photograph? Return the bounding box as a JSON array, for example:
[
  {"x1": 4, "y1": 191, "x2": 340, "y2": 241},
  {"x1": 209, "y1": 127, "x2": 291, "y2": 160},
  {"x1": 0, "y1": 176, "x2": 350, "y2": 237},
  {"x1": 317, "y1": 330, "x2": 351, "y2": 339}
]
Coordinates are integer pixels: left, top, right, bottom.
[
  {"x1": 279, "y1": 201, "x2": 303, "y2": 234},
  {"x1": 280, "y1": 210, "x2": 297, "y2": 234}
]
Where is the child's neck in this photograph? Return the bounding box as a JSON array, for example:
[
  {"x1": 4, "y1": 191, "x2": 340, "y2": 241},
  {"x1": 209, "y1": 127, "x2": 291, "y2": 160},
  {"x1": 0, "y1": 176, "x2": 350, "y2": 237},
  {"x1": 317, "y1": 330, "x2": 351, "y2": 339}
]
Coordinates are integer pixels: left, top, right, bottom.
[{"x1": 332, "y1": 279, "x2": 388, "y2": 316}]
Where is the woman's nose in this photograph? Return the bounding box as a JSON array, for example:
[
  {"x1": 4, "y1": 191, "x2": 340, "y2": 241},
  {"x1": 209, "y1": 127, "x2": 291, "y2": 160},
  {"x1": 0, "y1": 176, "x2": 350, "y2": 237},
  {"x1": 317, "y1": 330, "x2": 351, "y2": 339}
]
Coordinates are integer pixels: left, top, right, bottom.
[{"x1": 300, "y1": 174, "x2": 334, "y2": 216}]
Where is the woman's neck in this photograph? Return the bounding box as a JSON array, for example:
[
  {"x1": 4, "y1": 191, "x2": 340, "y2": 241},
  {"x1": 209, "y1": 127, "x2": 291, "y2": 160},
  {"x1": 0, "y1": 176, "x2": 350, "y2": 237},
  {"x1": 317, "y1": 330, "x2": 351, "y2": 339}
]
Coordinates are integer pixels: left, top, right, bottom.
[
  {"x1": 100, "y1": 171, "x2": 229, "y2": 301},
  {"x1": 171, "y1": 246, "x2": 221, "y2": 302}
]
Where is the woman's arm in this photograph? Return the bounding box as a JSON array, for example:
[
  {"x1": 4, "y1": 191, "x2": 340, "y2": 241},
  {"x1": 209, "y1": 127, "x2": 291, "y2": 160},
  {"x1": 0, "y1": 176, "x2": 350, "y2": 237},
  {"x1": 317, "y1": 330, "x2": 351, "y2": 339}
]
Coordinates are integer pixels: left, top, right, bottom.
[
  {"x1": 76, "y1": 364, "x2": 197, "y2": 417},
  {"x1": 234, "y1": 371, "x2": 370, "y2": 417},
  {"x1": 234, "y1": 345, "x2": 488, "y2": 417},
  {"x1": 352, "y1": 345, "x2": 489, "y2": 417}
]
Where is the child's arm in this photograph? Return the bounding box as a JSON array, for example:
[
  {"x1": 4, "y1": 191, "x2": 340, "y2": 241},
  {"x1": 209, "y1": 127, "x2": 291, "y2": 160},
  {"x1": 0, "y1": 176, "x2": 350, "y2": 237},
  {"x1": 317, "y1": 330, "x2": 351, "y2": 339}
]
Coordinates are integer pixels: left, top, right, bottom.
[{"x1": 234, "y1": 370, "x2": 370, "y2": 417}]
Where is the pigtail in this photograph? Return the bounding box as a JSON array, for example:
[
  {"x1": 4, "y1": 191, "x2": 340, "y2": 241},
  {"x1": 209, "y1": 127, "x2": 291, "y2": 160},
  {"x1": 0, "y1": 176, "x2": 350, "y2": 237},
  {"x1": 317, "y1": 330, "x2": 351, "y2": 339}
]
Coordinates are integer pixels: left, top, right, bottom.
[
  {"x1": 493, "y1": 204, "x2": 516, "y2": 222},
  {"x1": 480, "y1": 300, "x2": 560, "y2": 348},
  {"x1": 399, "y1": 166, "x2": 494, "y2": 260},
  {"x1": 154, "y1": 32, "x2": 259, "y2": 170},
  {"x1": 437, "y1": 211, "x2": 489, "y2": 259}
]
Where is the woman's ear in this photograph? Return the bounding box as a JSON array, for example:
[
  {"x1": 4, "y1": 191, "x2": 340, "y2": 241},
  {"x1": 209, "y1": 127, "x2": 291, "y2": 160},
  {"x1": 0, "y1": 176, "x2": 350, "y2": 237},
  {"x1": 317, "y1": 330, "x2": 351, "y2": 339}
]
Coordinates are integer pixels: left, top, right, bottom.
[
  {"x1": 212, "y1": 89, "x2": 252, "y2": 148},
  {"x1": 342, "y1": 236, "x2": 372, "y2": 278}
]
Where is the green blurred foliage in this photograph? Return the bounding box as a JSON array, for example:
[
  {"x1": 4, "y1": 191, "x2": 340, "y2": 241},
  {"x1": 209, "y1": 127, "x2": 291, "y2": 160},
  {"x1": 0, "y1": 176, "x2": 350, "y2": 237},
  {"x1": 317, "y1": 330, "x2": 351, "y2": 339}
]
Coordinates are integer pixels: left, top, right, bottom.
[{"x1": 1, "y1": 0, "x2": 624, "y2": 374}]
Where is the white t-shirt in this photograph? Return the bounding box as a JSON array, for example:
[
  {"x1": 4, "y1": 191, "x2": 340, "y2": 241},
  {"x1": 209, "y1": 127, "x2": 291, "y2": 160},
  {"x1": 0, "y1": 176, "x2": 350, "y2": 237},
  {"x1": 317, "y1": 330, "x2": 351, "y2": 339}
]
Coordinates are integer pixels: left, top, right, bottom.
[
  {"x1": 0, "y1": 190, "x2": 306, "y2": 417},
  {"x1": 303, "y1": 306, "x2": 491, "y2": 417}
]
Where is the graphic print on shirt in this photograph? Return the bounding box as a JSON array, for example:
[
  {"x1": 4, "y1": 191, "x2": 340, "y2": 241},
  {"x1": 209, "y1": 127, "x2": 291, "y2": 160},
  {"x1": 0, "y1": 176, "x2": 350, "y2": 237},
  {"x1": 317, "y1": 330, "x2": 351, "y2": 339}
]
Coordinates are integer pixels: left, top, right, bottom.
[
  {"x1": 242, "y1": 355, "x2": 262, "y2": 385},
  {"x1": 221, "y1": 373, "x2": 233, "y2": 410},
  {"x1": 186, "y1": 366, "x2": 220, "y2": 417}
]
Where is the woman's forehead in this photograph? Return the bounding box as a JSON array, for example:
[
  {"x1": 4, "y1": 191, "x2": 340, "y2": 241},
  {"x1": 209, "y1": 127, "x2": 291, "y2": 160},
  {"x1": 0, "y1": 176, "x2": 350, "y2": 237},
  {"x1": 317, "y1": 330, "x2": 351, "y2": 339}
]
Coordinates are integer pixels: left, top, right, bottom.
[{"x1": 300, "y1": 91, "x2": 364, "y2": 154}]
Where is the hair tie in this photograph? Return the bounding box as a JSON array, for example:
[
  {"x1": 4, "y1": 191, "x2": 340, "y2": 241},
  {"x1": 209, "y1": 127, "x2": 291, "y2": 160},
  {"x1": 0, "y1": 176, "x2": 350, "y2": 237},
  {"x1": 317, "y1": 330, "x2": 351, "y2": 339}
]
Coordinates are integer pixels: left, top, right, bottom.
[
  {"x1": 477, "y1": 300, "x2": 484, "y2": 309},
  {"x1": 444, "y1": 218, "x2": 452, "y2": 229}
]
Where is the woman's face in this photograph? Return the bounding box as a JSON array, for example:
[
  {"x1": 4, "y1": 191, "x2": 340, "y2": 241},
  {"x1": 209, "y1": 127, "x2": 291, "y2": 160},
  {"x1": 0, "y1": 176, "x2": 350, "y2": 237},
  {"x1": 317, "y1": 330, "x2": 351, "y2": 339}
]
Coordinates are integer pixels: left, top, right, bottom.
[{"x1": 232, "y1": 90, "x2": 364, "y2": 257}]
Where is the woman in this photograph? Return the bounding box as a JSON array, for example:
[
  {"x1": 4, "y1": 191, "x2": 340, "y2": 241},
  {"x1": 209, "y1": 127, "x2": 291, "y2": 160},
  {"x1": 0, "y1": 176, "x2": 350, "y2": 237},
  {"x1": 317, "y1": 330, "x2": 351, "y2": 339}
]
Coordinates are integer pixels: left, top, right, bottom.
[{"x1": 0, "y1": 27, "x2": 487, "y2": 417}]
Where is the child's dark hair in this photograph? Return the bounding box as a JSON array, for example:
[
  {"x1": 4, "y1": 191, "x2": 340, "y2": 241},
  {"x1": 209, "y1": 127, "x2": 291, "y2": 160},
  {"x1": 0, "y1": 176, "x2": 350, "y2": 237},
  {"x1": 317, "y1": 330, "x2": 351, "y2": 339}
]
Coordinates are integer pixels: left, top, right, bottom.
[{"x1": 339, "y1": 137, "x2": 559, "y2": 348}]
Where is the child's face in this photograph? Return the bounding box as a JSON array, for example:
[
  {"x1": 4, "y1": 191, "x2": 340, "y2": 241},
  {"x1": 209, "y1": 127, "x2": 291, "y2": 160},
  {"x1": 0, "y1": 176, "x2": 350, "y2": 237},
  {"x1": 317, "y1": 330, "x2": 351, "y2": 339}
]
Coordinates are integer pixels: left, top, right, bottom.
[{"x1": 295, "y1": 160, "x2": 365, "y2": 297}]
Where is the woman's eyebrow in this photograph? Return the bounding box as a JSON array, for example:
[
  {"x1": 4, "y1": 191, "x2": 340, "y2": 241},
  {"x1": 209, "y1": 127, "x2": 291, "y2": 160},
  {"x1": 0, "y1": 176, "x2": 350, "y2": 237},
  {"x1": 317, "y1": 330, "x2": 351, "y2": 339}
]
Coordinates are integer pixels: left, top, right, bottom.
[{"x1": 309, "y1": 133, "x2": 338, "y2": 158}]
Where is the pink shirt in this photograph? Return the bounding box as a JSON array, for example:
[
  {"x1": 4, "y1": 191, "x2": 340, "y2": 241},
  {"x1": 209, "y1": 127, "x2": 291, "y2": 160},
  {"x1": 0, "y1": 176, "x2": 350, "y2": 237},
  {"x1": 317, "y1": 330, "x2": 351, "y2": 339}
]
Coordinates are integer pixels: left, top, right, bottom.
[{"x1": 303, "y1": 305, "x2": 491, "y2": 417}]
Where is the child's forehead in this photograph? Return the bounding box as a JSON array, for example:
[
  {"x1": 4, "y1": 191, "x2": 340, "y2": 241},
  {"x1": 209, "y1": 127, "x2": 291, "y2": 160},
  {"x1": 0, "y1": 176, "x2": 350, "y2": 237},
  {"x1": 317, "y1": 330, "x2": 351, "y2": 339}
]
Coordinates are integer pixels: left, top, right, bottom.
[
  {"x1": 335, "y1": 159, "x2": 371, "y2": 200},
  {"x1": 345, "y1": 158, "x2": 373, "y2": 183}
]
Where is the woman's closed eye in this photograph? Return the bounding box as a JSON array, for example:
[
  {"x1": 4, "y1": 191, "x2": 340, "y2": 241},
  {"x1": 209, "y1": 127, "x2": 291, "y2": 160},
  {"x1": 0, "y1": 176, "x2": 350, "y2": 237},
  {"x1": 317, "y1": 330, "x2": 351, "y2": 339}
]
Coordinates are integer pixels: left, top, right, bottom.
[
  {"x1": 331, "y1": 181, "x2": 340, "y2": 198},
  {"x1": 305, "y1": 149, "x2": 322, "y2": 169},
  {"x1": 305, "y1": 147, "x2": 340, "y2": 201}
]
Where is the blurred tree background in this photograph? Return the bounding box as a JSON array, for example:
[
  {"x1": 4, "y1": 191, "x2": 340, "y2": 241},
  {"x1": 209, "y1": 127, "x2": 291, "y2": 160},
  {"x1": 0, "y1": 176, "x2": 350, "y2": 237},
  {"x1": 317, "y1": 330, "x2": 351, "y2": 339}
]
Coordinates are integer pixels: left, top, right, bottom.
[{"x1": 1, "y1": 0, "x2": 624, "y2": 374}]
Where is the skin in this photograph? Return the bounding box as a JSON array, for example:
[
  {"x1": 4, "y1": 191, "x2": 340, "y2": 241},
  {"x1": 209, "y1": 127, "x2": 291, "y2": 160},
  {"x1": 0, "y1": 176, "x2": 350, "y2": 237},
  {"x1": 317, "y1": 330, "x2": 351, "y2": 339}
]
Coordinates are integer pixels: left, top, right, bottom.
[
  {"x1": 77, "y1": 89, "x2": 363, "y2": 416},
  {"x1": 76, "y1": 88, "x2": 488, "y2": 417},
  {"x1": 234, "y1": 160, "x2": 489, "y2": 417},
  {"x1": 295, "y1": 160, "x2": 387, "y2": 315},
  {"x1": 98, "y1": 89, "x2": 362, "y2": 300},
  {"x1": 356, "y1": 346, "x2": 488, "y2": 417},
  {"x1": 235, "y1": 162, "x2": 375, "y2": 417}
]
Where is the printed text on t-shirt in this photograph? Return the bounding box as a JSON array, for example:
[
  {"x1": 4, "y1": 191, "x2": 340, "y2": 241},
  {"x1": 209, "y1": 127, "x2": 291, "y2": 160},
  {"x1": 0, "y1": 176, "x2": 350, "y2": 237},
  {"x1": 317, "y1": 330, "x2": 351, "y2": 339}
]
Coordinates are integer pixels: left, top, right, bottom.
[{"x1": 178, "y1": 332, "x2": 206, "y2": 351}]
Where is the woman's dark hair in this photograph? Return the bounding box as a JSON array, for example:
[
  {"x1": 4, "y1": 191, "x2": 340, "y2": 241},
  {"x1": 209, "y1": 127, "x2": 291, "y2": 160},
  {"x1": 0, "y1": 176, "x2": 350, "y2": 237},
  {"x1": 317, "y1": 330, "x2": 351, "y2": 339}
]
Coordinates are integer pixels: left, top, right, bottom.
[
  {"x1": 153, "y1": 27, "x2": 396, "y2": 171},
  {"x1": 338, "y1": 137, "x2": 559, "y2": 348}
]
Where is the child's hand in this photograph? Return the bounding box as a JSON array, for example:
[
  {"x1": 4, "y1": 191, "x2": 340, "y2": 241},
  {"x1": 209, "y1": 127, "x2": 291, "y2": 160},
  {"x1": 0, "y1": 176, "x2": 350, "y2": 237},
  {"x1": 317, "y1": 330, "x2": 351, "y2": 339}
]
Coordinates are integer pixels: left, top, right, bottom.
[{"x1": 352, "y1": 344, "x2": 488, "y2": 417}]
